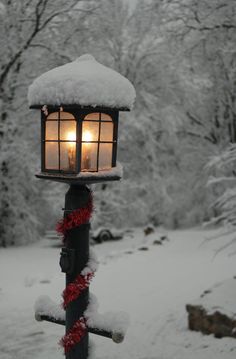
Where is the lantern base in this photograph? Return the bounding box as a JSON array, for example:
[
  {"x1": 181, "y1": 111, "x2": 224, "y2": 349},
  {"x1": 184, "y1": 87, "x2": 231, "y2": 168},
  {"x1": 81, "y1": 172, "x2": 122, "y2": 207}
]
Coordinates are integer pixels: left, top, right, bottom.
[{"x1": 35, "y1": 164, "x2": 123, "y2": 184}]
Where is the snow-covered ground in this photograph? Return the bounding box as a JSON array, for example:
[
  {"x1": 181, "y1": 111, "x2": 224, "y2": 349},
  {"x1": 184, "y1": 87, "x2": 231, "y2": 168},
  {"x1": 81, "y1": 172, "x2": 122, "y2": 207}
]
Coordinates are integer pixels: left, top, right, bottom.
[{"x1": 0, "y1": 228, "x2": 235, "y2": 359}]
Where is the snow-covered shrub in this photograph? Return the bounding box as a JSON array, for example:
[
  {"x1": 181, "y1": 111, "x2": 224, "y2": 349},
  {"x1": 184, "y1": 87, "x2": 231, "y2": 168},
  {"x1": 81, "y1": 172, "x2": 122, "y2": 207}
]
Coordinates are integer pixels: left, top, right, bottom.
[
  {"x1": 206, "y1": 144, "x2": 236, "y2": 230},
  {"x1": 0, "y1": 116, "x2": 64, "y2": 247}
]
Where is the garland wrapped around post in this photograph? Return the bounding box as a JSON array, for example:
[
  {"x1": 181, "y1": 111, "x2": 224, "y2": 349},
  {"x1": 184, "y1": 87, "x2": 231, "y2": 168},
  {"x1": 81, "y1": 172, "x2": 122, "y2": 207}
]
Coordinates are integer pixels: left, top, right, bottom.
[
  {"x1": 57, "y1": 187, "x2": 95, "y2": 356},
  {"x1": 57, "y1": 195, "x2": 93, "y2": 240}
]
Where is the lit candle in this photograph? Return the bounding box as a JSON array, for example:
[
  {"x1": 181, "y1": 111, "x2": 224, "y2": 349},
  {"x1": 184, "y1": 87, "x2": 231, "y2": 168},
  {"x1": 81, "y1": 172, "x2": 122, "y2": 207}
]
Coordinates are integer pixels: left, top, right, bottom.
[
  {"x1": 66, "y1": 131, "x2": 76, "y2": 171},
  {"x1": 82, "y1": 130, "x2": 92, "y2": 170}
]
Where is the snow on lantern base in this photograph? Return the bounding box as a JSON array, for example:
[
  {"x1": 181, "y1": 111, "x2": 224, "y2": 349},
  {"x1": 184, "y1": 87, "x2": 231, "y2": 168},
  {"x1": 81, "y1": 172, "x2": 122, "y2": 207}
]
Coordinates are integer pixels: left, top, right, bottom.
[{"x1": 35, "y1": 163, "x2": 123, "y2": 184}]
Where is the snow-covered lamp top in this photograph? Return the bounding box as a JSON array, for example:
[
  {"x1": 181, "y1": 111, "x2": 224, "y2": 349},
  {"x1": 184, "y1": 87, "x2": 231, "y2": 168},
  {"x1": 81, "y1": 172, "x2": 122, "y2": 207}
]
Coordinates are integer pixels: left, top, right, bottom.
[{"x1": 28, "y1": 54, "x2": 136, "y2": 110}]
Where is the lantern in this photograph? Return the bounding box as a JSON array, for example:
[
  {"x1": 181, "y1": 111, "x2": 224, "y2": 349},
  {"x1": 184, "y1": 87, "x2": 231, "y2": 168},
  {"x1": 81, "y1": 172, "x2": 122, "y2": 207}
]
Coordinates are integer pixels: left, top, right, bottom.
[
  {"x1": 28, "y1": 54, "x2": 135, "y2": 184},
  {"x1": 42, "y1": 108, "x2": 118, "y2": 173}
]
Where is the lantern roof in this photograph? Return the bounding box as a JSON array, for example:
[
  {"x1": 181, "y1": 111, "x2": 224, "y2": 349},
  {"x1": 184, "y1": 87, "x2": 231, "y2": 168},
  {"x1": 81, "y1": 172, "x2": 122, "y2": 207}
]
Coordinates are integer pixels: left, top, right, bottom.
[{"x1": 28, "y1": 54, "x2": 136, "y2": 111}]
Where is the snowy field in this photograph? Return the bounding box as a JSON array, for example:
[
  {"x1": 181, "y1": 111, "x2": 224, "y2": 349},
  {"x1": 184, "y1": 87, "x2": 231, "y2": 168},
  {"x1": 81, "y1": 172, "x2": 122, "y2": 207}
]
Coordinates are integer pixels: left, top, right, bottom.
[{"x1": 0, "y1": 228, "x2": 235, "y2": 359}]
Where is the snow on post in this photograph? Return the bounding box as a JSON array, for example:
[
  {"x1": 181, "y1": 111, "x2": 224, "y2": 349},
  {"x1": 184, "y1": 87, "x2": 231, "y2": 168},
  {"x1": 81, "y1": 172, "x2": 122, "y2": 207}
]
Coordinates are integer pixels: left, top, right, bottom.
[{"x1": 28, "y1": 54, "x2": 136, "y2": 110}]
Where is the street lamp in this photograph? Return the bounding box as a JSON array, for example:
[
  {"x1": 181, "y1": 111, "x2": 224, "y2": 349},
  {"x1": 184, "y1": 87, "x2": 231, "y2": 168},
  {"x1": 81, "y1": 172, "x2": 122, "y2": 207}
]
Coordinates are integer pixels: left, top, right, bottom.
[{"x1": 28, "y1": 54, "x2": 135, "y2": 359}]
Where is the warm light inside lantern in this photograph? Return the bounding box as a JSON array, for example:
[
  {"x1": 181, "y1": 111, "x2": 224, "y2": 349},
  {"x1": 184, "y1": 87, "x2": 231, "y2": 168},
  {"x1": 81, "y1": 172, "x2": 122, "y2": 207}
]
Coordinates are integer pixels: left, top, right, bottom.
[
  {"x1": 67, "y1": 131, "x2": 76, "y2": 142},
  {"x1": 43, "y1": 111, "x2": 116, "y2": 174},
  {"x1": 82, "y1": 130, "x2": 92, "y2": 142},
  {"x1": 80, "y1": 113, "x2": 114, "y2": 172},
  {"x1": 66, "y1": 130, "x2": 76, "y2": 171},
  {"x1": 82, "y1": 130, "x2": 93, "y2": 171},
  {"x1": 44, "y1": 111, "x2": 77, "y2": 172}
]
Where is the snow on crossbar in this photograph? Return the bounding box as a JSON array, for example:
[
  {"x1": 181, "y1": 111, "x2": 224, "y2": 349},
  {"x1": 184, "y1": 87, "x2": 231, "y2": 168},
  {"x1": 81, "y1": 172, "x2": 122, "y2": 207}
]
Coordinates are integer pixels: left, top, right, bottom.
[{"x1": 35, "y1": 294, "x2": 128, "y2": 344}]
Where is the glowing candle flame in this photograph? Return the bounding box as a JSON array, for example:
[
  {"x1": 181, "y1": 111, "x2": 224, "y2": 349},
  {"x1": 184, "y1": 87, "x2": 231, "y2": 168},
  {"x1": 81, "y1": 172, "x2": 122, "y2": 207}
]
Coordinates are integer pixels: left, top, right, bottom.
[
  {"x1": 82, "y1": 130, "x2": 92, "y2": 142},
  {"x1": 82, "y1": 130, "x2": 93, "y2": 170},
  {"x1": 66, "y1": 131, "x2": 76, "y2": 171},
  {"x1": 67, "y1": 131, "x2": 76, "y2": 142}
]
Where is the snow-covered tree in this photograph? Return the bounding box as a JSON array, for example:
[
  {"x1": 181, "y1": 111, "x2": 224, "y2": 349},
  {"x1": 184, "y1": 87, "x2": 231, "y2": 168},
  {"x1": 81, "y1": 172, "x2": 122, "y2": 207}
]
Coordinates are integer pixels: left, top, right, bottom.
[
  {"x1": 1, "y1": 0, "x2": 235, "y2": 245},
  {"x1": 0, "y1": 0, "x2": 95, "y2": 246},
  {"x1": 207, "y1": 144, "x2": 236, "y2": 231}
]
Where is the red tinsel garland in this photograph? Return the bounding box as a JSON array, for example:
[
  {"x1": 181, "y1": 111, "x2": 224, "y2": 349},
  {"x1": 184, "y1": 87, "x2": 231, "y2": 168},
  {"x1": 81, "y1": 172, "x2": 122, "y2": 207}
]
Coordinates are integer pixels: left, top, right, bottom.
[
  {"x1": 56, "y1": 193, "x2": 95, "y2": 354},
  {"x1": 60, "y1": 317, "x2": 87, "y2": 354},
  {"x1": 56, "y1": 193, "x2": 93, "y2": 238},
  {"x1": 62, "y1": 272, "x2": 94, "y2": 309}
]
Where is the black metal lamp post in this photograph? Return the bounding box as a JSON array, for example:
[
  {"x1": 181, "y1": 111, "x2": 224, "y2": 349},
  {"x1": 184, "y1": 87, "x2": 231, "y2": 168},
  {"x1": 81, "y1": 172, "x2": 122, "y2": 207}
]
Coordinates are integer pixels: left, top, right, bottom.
[{"x1": 28, "y1": 54, "x2": 135, "y2": 359}]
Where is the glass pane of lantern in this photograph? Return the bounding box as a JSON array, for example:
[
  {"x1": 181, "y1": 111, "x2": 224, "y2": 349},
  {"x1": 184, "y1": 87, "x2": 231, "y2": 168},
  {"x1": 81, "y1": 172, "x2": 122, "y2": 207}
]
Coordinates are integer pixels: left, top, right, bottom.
[
  {"x1": 81, "y1": 143, "x2": 98, "y2": 171},
  {"x1": 60, "y1": 111, "x2": 75, "y2": 120},
  {"x1": 60, "y1": 121, "x2": 76, "y2": 141},
  {"x1": 45, "y1": 142, "x2": 58, "y2": 169},
  {"x1": 45, "y1": 121, "x2": 58, "y2": 140},
  {"x1": 47, "y1": 112, "x2": 59, "y2": 120},
  {"x1": 82, "y1": 121, "x2": 99, "y2": 142},
  {"x1": 100, "y1": 122, "x2": 113, "y2": 142},
  {"x1": 84, "y1": 113, "x2": 99, "y2": 121},
  {"x1": 98, "y1": 143, "x2": 113, "y2": 170},
  {"x1": 101, "y1": 113, "x2": 112, "y2": 121},
  {"x1": 60, "y1": 142, "x2": 76, "y2": 172}
]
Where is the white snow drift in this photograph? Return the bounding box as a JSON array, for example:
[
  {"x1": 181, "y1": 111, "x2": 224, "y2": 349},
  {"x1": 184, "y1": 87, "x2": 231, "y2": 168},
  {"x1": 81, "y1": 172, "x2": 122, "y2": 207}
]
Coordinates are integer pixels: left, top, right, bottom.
[{"x1": 28, "y1": 54, "x2": 136, "y2": 110}]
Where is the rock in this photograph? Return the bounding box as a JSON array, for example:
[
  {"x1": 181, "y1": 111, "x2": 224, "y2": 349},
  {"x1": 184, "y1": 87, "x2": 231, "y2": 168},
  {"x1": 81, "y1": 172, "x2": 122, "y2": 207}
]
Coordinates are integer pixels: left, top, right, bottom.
[
  {"x1": 160, "y1": 235, "x2": 168, "y2": 241},
  {"x1": 40, "y1": 279, "x2": 51, "y2": 284},
  {"x1": 144, "y1": 225, "x2": 155, "y2": 236},
  {"x1": 200, "y1": 289, "x2": 212, "y2": 298},
  {"x1": 186, "y1": 278, "x2": 236, "y2": 339},
  {"x1": 153, "y1": 240, "x2": 162, "y2": 245},
  {"x1": 186, "y1": 304, "x2": 236, "y2": 339},
  {"x1": 138, "y1": 246, "x2": 149, "y2": 251}
]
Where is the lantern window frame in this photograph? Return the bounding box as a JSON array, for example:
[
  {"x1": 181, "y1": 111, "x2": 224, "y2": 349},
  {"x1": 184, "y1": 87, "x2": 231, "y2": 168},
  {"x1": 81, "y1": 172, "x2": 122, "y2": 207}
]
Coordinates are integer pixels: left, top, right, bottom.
[{"x1": 41, "y1": 106, "x2": 119, "y2": 174}]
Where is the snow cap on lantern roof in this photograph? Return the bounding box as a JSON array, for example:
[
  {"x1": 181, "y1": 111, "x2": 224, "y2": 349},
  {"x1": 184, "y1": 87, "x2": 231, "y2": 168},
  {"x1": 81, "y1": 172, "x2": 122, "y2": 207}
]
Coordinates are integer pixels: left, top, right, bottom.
[{"x1": 28, "y1": 54, "x2": 136, "y2": 111}]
